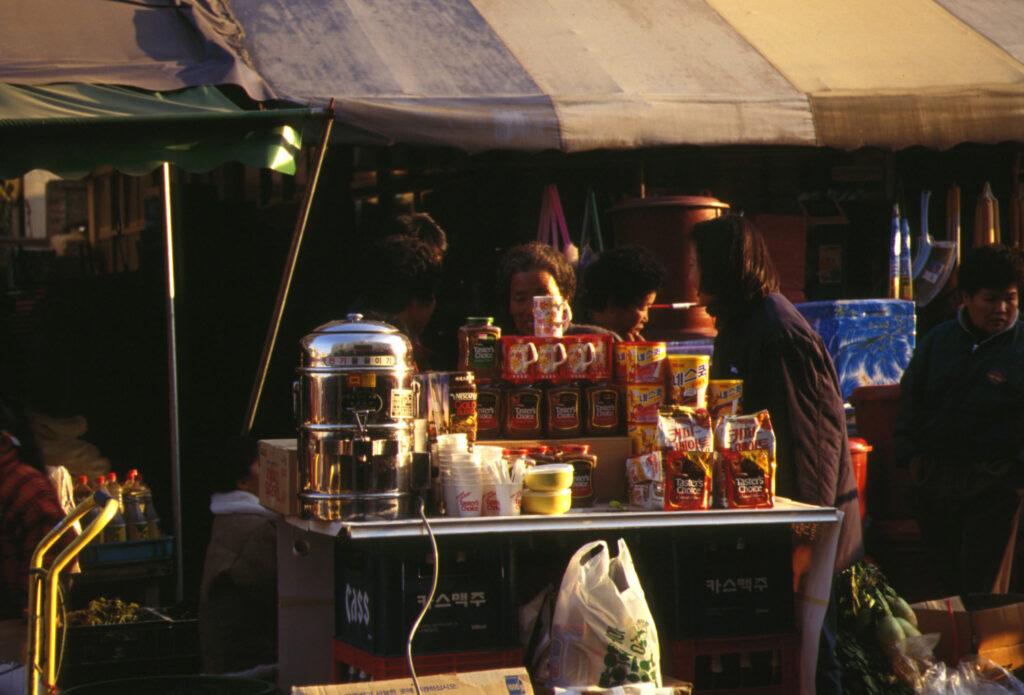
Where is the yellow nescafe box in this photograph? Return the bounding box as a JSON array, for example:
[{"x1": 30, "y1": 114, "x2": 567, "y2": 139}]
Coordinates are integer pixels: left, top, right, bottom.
[
  {"x1": 667, "y1": 354, "x2": 710, "y2": 407},
  {"x1": 707, "y1": 379, "x2": 743, "y2": 419}
]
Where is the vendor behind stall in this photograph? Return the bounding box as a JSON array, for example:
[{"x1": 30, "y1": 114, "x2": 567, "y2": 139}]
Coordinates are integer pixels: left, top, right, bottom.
[
  {"x1": 894, "y1": 243, "x2": 1024, "y2": 598},
  {"x1": 351, "y1": 232, "x2": 444, "y2": 371},
  {"x1": 581, "y1": 245, "x2": 666, "y2": 341},
  {"x1": 496, "y1": 241, "x2": 614, "y2": 337}
]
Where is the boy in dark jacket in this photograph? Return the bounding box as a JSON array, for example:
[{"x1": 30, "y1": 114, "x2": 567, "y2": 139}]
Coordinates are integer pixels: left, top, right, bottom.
[{"x1": 894, "y1": 243, "x2": 1024, "y2": 597}]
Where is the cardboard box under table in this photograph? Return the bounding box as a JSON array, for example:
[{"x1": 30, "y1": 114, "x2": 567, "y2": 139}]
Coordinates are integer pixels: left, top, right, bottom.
[
  {"x1": 258, "y1": 438, "x2": 300, "y2": 516},
  {"x1": 912, "y1": 594, "x2": 1024, "y2": 671}
]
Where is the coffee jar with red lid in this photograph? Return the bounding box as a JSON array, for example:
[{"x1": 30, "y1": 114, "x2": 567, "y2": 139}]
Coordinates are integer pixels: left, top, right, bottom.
[{"x1": 557, "y1": 444, "x2": 597, "y2": 507}]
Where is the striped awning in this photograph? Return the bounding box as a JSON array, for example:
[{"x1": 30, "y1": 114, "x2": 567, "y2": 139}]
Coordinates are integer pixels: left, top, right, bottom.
[
  {"x1": 6, "y1": 0, "x2": 1024, "y2": 154},
  {"x1": 222, "y1": 0, "x2": 1024, "y2": 153}
]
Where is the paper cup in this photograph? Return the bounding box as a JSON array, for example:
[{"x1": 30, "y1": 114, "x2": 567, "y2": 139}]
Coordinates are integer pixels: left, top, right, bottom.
[
  {"x1": 483, "y1": 481, "x2": 523, "y2": 516},
  {"x1": 446, "y1": 479, "x2": 484, "y2": 517}
]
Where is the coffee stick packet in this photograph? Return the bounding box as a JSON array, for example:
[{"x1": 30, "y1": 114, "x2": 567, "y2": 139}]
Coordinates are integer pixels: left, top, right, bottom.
[{"x1": 656, "y1": 405, "x2": 714, "y2": 511}]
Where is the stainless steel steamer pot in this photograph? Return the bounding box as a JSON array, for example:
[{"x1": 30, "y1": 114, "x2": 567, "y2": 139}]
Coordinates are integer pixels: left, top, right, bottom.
[{"x1": 295, "y1": 314, "x2": 416, "y2": 520}]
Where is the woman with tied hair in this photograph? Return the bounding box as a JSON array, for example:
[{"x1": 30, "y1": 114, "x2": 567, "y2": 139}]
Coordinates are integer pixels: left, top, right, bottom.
[{"x1": 689, "y1": 214, "x2": 862, "y2": 695}]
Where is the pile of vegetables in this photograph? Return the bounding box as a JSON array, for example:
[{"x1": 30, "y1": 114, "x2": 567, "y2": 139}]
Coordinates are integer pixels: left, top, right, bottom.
[
  {"x1": 836, "y1": 561, "x2": 918, "y2": 695},
  {"x1": 65, "y1": 597, "x2": 144, "y2": 627}
]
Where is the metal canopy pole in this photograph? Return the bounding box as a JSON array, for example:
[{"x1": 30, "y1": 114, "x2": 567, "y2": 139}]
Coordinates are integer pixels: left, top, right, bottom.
[
  {"x1": 161, "y1": 162, "x2": 184, "y2": 603},
  {"x1": 244, "y1": 109, "x2": 335, "y2": 434}
]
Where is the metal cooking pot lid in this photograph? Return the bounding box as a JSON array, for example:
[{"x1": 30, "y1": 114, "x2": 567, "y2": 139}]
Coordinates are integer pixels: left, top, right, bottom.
[{"x1": 299, "y1": 313, "x2": 414, "y2": 369}]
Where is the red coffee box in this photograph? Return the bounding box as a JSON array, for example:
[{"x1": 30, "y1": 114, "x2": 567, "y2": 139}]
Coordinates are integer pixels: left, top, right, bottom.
[
  {"x1": 586, "y1": 334, "x2": 614, "y2": 381},
  {"x1": 500, "y1": 335, "x2": 538, "y2": 383}
]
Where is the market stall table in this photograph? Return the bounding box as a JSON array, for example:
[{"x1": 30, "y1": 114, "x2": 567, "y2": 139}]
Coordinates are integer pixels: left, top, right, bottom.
[{"x1": 277, "y1": 498, "x2": 840, "y2": 695}]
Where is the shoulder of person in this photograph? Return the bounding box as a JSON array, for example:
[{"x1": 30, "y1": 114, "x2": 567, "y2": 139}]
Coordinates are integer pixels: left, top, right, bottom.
[
  {"x1": 564, "y1": 322, "x2": 621, "y2": 339},
  {"x1": 763, "y1": 294, "x2": 822, "y2": 346}
]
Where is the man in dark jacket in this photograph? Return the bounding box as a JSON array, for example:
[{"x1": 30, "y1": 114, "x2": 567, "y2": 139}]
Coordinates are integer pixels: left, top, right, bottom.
[
  {"x1": 690, "y1": 215, "x2": 863, "y2": 695},
  {"x1": 894, "y1": 243, "x2": 1024, "y2": 597}
]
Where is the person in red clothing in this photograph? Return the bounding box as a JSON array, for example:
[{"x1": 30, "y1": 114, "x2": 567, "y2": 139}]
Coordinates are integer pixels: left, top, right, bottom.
[{"x1": 0, "y1": 395, "x2": 69, "y2": 666}]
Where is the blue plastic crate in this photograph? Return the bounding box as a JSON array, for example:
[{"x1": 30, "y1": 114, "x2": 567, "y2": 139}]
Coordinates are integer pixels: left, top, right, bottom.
[
  {"x1": 79, "y1": 537, "x2": 173, "y2": 568},
  {"x1": 795, "y1": 299, "x2": 915, "y2": 402}
]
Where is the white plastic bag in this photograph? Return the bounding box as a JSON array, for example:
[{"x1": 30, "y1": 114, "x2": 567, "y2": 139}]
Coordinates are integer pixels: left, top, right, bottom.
[
  {"x1": 549, "y1": 538, "x2": 660, "y2": 689},
  {"x1": 914, "y1": 654, "x2": 1024, "y2": 694}
]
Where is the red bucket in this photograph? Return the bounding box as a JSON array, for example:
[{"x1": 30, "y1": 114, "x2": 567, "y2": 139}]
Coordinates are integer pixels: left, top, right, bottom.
[{"x1": 848, "y1": 437, "x2": 872, "y2": 525}]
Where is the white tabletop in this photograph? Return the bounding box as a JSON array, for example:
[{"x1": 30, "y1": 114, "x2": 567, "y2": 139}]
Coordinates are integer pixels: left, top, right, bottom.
[{"x1": 284, "y1": 497, "x2": 838, "y2": 540}]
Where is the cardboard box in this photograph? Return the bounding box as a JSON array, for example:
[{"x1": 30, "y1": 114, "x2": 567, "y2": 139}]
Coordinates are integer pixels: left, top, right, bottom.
[
  {"x1": 477, "y1": 436, "x2": 630, "y2": 503},
  {"x1": 912, "y1": 594, "x2": 1024, "y2": 671},
  {"x1": 258, "y1": 438, "x2": 300, "y2": 516},
  {"x1": 292, "y1": 666, "x2": 532, "y2": 695}
]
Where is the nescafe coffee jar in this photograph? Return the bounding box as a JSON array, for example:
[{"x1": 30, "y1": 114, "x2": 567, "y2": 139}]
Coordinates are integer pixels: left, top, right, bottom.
[
  {"x1": 558, "y1": 444, "x2": 598, "y2": 507},
  {"x1": 447, "y1": 371, "x2": 478, "y2": 443},
  {"x1": 503, "y1": 383, "x2": 543, "y2": 439},
  {"x1": 457, "y1": 317, "x2": 502, "y2": 380},
  {"x1": 585, "y1": 381, "x2": 623, "y2": 436},
  {"x1": 544, "y1": 382, "x2": 583, "y2": 438},
  {"x1": 475, "y1": 381, "x2": 503, "y2": 439}
]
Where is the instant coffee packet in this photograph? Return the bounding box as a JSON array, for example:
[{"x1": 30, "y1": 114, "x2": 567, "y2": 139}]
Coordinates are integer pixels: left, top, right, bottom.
[
  {"x1": 656, "y1": 405, "x2": 714, "y2": 511},
  {"x1": 712, "y1": 409, "x2": 776, "y2": 509},
  {"x1": 625, "y1": 450, "x2": 663, "y2": 509}
]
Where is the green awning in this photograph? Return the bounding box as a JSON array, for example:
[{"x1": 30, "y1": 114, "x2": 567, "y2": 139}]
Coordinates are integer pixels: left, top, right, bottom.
[{"x1": 0, "y1": 83, "x2": 317, "y2": 179}]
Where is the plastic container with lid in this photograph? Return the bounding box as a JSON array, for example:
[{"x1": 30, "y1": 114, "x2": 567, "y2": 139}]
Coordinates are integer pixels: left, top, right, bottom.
[
  {"x1": 522, "y1": 488, "x2": 572, "y2": 515},
  {"x1": 557, "y1": 444, "x2": 598, "y2": 507},
  {"x1": 458, "y1": 317, "x2": 502, "y2": 379},
  {"x1": 524, "y1": 463, "x2": 574, "y2": 492}
]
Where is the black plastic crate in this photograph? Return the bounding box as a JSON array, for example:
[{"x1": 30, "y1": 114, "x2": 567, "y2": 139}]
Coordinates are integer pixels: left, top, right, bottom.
[
  {"x1": 335, "y1": 538, "x2": 517, "y2": 657},
  {"x1": 671, "y1": 525, "x2": 795, "y2": 639},
  {"x1": 60, "y1": 608, "x2": 200, "y2": 687}
]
